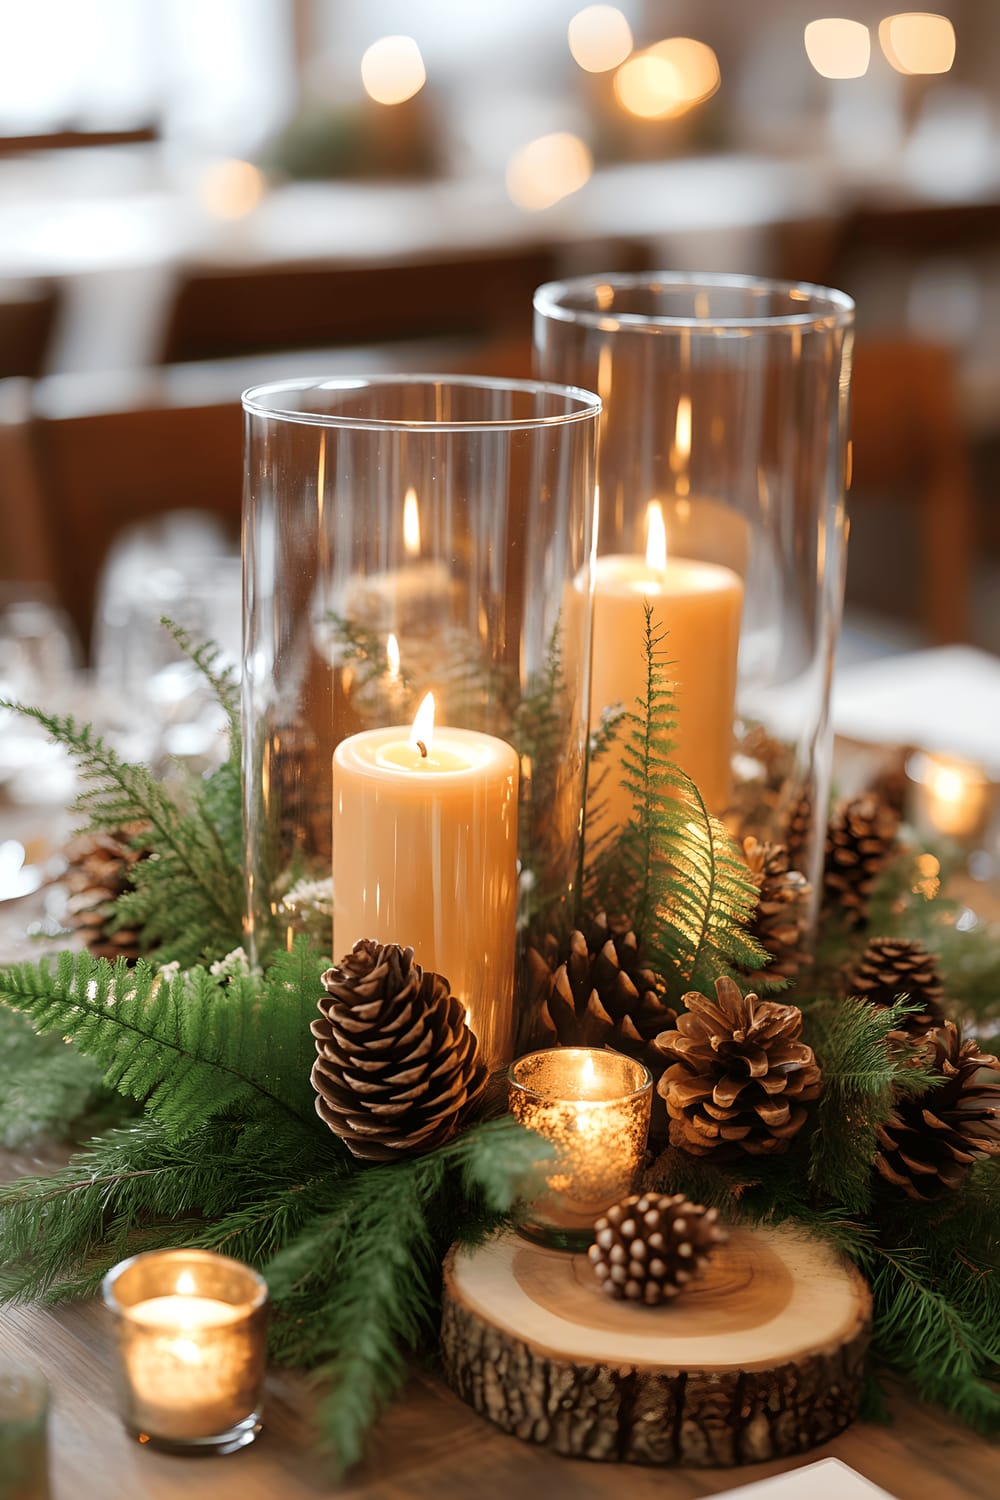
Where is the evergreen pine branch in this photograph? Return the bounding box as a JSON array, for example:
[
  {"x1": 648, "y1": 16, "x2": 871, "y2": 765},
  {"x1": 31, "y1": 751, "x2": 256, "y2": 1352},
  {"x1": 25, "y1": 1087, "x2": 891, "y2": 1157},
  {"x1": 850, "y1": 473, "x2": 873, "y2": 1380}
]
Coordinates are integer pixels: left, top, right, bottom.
[
  {"x1": 0, "y1": 946, "x2": 325, "y2": 1135},
  {"x1": 806, "y1": 997, "x2": 937, "y2": 1212},
  {"x1": 266, "y1": 1117, "x2": 549, "y2": 1473},
  {"x1": 0, "y1": 1003, "x2": 121, "y2": 1148}
]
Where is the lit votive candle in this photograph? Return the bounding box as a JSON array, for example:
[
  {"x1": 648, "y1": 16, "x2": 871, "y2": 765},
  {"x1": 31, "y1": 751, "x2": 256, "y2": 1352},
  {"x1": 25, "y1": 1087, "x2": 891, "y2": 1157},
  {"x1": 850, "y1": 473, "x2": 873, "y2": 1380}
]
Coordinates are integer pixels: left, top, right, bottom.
[
  {"x1": 507, "y1": 1048, "x2": 652, "y2": 1250},
  {"x1": 102, "y1": 1249, "x2": 268, "y2": 1454},
  {"x1": 907, "y1": 751, "x2": 996, "y2": 844}
]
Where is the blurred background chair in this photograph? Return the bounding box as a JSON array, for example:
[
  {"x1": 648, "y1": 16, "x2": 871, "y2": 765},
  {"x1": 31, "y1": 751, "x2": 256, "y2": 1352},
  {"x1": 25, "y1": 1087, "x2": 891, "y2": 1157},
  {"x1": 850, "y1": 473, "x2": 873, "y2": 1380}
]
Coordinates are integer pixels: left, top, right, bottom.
[
  {"x1": 0, "y1": 280, "x2": 59, "y2": 379},
  {"x1": 847, "y1": 338, "x2": 976, "y2": 646}
]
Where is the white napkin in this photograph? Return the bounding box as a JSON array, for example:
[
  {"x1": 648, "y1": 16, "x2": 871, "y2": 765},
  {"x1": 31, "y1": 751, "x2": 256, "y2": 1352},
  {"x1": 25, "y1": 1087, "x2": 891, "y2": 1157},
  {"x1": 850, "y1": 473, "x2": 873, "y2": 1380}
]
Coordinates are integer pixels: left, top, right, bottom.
[
  {"x1": 833, "y1": 646, "x2": 1000, "y2": 774},
  {"x1": 712, "y1": 1456, "x2": 897, "y2": 1499}
]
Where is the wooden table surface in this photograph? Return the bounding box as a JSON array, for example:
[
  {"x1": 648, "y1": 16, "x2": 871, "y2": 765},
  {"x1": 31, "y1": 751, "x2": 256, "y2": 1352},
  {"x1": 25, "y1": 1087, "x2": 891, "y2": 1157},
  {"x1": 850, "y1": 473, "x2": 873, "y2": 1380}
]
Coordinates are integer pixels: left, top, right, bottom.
[{"x1": 0, "y1": 1145, "x2": 995, "y2": 1500}]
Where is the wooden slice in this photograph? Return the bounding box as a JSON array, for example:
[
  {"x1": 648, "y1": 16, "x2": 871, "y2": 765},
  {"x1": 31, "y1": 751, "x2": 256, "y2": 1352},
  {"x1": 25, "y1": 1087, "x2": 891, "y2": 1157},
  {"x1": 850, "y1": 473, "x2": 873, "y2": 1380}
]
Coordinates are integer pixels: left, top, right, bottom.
[{"x1": 441, "y1": 1225, "x2": 871, "y2": 1468}]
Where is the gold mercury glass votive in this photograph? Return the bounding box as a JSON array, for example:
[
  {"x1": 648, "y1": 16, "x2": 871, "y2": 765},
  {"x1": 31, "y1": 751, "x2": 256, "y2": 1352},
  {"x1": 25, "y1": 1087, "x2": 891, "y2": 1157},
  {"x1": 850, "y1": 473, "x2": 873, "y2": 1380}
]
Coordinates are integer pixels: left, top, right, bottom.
[
  {"x1": 508, "y1": 1047, "x2": 652, "y2": 1250},
  {"x1": 102, "y1": 1249, "x2": 268, "y2": 1454}
]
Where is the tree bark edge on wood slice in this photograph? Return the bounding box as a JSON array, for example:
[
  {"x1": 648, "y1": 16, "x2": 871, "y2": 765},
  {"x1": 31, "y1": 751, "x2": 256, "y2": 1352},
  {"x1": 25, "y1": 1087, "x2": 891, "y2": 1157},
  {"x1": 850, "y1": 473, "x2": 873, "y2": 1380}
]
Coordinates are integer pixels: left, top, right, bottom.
[{"x1": 440, "y1": 1225, "x2": 872, "y2": 1467}]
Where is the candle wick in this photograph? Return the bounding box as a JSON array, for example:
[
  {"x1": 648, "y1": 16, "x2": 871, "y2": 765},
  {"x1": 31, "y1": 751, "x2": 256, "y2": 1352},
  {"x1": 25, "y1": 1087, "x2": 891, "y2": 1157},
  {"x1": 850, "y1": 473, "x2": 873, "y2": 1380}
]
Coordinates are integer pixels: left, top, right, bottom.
[{"x1": 416, "y1": 739, "x2": 428, "y2": 759}]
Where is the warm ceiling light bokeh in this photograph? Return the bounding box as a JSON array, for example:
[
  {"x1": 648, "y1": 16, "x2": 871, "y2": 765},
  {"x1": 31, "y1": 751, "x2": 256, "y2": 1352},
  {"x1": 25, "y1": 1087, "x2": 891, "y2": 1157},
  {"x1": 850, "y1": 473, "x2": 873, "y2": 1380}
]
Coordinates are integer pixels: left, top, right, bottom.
[
  {"x1": 198, "y1": 159, "x2": 265, "y2": 219},
  {"x1": 360, "y1": 35, "x2": 427, "y2": 105},
  {"x1": 568, "y1": 5, "x2": 633, "y2": 73},
  {"x1": 614, "y1": 38, "x2": 720, "y2": 121},
  {"x1": 879, "y1": 13, "x2": 956, "y2": 75},
  {"x1": 803, "y1": 18, "x2": 872, "y2": 79},
  {"x1": 505, "y1": 132, "x2": 593, "y2": 211}
]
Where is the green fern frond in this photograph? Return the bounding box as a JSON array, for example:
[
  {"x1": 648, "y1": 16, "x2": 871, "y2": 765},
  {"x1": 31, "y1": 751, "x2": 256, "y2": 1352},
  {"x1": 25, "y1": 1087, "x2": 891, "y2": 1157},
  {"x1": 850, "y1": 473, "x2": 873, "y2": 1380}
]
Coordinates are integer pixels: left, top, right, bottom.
[
  {"x1": 0, "y1": 1003, "x2": 119, "y2": 1148},
  {"x1": 161, "y1": 617, "x2": 240, "y2": 738},
  {"x1": 590, "y1": 607, "x2": 766, "y2": 1002},
  {"x1": 0, "y1": 942, "x2": 324, "y2": 1135},
  {"x1": 0, "y1": 703, "x2": 244, "y2": 965}
]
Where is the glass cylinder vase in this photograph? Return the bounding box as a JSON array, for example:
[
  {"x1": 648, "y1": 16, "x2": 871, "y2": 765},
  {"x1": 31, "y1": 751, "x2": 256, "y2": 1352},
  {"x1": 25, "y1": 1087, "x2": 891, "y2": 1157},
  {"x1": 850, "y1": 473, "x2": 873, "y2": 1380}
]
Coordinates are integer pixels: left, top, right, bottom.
[
  {"x1": 242, "y1": 376, "x2": 600, "y2": 1068},
  {"x1": 534, "y1": 273, "x2": 854, "y2": 904}
]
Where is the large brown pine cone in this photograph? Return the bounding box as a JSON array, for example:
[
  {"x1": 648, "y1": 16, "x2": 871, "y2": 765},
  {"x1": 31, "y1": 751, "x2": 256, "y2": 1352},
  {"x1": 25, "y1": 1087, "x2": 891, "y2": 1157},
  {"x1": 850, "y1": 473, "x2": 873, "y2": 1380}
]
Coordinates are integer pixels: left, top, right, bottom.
[
  {"x1": 743, "y1": 837, "x2": 812, "y2": 984},
  {"x1": 875, "y1": 1022, "x2": 1000, "y2": 1201},
  {"x1": 846, "y1": 937, "x2": 946, "y2": 1037},
  {"x1": 655, "y1": 976, "x2": 821, "y2": 1158},
  {"x1": 588, "y1": 1192, "x2": 726, "y2": 1305},
  {"x1": 823, "y1": 793, "x2": 900, "y2": 930},
  {"x1": 519, "y1": 915, "x2": 676, "y2": 1125},
  {"x1": 63, "y1": 823, "x2": 150, "y2": 961},
  {"x1": 311, "y1": 940, "x2": 488, "y2": 1160}
]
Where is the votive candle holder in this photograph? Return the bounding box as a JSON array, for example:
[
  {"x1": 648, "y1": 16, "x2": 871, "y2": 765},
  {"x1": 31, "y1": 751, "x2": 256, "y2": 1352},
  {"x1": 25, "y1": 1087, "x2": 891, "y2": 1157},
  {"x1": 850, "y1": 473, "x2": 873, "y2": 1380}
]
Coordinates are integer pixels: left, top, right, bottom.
[
  {"x1": 102, "y1": 1248, "x2": 268, "y2": 1455},
  {"x1": 508, "y1": 1047, "x2": 652, "y2": 1250}
]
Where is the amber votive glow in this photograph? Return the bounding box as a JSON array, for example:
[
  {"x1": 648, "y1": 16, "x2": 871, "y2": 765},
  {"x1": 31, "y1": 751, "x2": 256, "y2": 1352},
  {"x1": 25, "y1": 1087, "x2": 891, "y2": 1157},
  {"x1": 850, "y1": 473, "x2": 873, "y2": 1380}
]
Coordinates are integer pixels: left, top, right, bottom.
[
  {"x1": 508, "y1": 1048, "x2": 652, "y2": 1249},
  {"x1": 102, "y1": 1249, "x2": 268, "y2": 1454}
]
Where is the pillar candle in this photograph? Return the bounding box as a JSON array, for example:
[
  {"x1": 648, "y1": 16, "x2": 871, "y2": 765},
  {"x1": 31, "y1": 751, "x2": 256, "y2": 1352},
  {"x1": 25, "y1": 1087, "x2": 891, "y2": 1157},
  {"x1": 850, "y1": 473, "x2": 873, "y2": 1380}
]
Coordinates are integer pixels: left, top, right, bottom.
[
  {"x1": 332, "y1": 693, "x2": 519, "y2": 1067},
  {"x1": 586, "y1": 503, "x2": 743, "y2": 837}
]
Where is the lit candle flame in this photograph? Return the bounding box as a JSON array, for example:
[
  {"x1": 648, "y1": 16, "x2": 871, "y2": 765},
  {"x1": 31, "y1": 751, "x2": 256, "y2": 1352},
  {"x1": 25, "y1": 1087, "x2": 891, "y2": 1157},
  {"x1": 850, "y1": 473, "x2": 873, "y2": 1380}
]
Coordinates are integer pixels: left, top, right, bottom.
[
  {"x1": 403, "y1": 487, "x2": 421, "y2": 557},
  {"x1": 386, "y1": 632, "x2": 400, "y2": 682},
  {"x1": 581, "y1": 1053, "x2": 597, "y2": 1087},
  {"x1": 645, "y1": 501, "x2": 667, "y2": 571},
  {"x1": 408, "y1": 691, "x2": 435, "y2": 758},
  {"x1": 176, "y1": 1271, "x2": 196, "y2": 1296},
  {"x1": 929, "y1": 766, "x2": 965, "y2": 805},
  {"x1": 674, "y1": 394, "x2": 691, "y2": 464}
]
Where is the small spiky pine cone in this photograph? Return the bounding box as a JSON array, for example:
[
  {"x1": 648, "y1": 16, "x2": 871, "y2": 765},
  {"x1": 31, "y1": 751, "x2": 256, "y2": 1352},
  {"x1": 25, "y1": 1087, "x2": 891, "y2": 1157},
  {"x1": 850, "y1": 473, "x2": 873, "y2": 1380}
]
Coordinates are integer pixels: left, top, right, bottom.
[
  {"x1": 519, "y1": 914, "x2": 677, "y2": 1127},
  {"x1": 846, "y1": 937, "x2": 946, "y2": 1037},
  {"x1": 875, "y1": 1022, "x2": 1000, "y2": 1201},
  {"x1": 588, "y1": 1193, "x2": 727, "y2": 1305},
  {"x1": 743, "y1": 837, "x2": 812, "y2": 984},
  {"x1": 63, "y1": 823, "x2": 150, "y2": 961},
  {"x1": 823, "y1": 793, "x2": 900, "y2": 930},
  {"x1": 311, "y1": 940, "x2": 488, "y2": 1161},
  {"x1": 655, "y1": 977, "x2": 822, "y2": 1158}
]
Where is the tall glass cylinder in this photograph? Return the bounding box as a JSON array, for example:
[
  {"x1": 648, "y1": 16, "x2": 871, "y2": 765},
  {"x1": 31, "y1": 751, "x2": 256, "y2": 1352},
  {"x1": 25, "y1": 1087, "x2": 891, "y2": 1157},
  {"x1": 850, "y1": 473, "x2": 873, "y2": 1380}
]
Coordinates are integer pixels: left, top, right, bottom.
[
  {"x1": 242, "y1": 376, "x2": 600, "y2": 1066},
  {"x1": 534, "y1": 274, "x2": 854, "y2": 903}
]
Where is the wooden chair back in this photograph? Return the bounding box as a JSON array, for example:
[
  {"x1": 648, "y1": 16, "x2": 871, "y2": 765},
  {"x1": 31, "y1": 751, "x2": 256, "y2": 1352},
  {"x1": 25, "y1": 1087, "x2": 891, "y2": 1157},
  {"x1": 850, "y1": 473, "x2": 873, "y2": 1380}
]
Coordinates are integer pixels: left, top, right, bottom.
[{"x1": 0, "y1": 280, "x2": 58, "y2": 378}]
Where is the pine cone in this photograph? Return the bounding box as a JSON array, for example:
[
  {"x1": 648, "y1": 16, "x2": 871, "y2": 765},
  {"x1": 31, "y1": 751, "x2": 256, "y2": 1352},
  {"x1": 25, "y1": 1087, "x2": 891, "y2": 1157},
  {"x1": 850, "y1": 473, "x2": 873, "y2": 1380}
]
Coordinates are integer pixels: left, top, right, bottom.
[
  {"x1": 823, "y1": 793, "x2": 900, "y2": 930},
  {"x1": 311, "y1": 940, "x2": 487, "y2": 1160},
  {"x1": 519, "y1": 914, "x2": 677, "y2": 1126},
  {"x1": 655, "y1": 977, "x2": 821, "y2": 1158},
  {"x1": 846, "y1": 937, "x2": 946, "y2": 1037},
  {"x1": 588, "y1": 1192, "x2": 726, "y2": 1305},
  {"x1": 784, "y1": 787, "x2": 814, "y2": 870},
  {"x1": 63, "y1": 823, "x2": 150, "y2": 961},
  {"x1": 875, "y1": 1022, "x2": 1000, "y2": 1201},
  {"x1": 743, "y1": 837, "x2": 812, "y2": 983}
]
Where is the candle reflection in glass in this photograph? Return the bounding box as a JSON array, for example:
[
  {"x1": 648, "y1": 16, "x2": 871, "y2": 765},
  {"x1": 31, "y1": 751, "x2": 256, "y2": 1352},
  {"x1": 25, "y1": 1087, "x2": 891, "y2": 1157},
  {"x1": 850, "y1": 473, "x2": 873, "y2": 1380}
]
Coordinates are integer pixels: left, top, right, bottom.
[
  {"x1": 102, "y1": 1248, "x2": 268, "y2": 1454},
  {"x1": 508, "y1": 1048, "x2": 652, "y2": 1250}
]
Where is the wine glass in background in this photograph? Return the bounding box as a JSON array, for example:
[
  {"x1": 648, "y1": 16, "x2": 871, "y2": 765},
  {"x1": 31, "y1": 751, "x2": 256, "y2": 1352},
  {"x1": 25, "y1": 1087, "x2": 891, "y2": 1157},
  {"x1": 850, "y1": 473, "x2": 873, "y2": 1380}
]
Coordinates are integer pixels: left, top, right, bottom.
[{"x1": 92, "y1": 511, "x2": 241, "y2": 775}]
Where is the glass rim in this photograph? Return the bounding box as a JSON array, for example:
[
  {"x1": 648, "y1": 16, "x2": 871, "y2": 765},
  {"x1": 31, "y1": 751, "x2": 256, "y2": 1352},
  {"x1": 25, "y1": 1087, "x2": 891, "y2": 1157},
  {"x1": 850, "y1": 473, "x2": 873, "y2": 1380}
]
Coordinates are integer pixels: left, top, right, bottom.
[
  {"x1": 508, "y1": 1047, "x2": 653, "y2": 1106},
  {"x1": 533, "y1": 271, "x2": 855, "y2": 332},
  {"x1": 101, "y1": 1247, "x2": 269, "y2": 1315},
  {"x1": 241, "y1": 373, "x2": 603, "y2": 431}
]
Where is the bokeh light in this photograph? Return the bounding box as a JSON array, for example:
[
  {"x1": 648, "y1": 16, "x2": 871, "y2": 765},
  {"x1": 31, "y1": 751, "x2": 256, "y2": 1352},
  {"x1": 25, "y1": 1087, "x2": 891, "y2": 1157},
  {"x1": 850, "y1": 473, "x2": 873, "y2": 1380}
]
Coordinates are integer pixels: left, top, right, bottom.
[
  {"x1": 360, "y1": 35, "x2": 427, "y2": 106},
  {"x1": 879, "y1": 13, "x2": 956, "y2": 75},
  {"x1": 198, "y1": 159, "x2": 265, "y2": 220},
  {"x1": 803, "y1": 18, "x2": 872, "y2": 79},
  {"x1": 505, "y1": 132, "x2": 593, "y2": 212},
  {"x1": 568, "y1": 6, "x2": 633, "y2": 73},
  {"x1": 614, "y1": 38, "x2": 720, "y2": 121}
]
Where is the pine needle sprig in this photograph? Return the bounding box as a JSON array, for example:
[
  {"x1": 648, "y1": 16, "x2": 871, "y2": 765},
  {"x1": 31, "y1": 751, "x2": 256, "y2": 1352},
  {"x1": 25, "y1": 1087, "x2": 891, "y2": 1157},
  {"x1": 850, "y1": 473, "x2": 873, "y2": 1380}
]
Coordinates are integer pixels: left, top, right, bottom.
[
  {"x1": 806, "y1": 997, "x2": 937, "y2": 1212},
  {"x1": 161, "y1": 617, "x2": 240, "y2": 739},
  {"x1": 0, "y1": 944, "x2": 325, "y2": 1135},
  {"x1": 0, "y1": 1003, "x2": 117, "y2": 1148}
]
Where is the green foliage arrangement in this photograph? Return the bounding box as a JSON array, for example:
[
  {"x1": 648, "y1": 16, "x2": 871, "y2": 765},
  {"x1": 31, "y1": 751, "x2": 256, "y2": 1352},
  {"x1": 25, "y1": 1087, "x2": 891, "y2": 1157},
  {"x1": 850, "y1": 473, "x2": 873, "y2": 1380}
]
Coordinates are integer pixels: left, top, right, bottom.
[{"x1": 0, "y1": 615, "x2": 998, "y2": 1468}]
